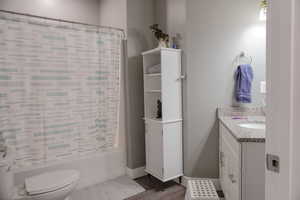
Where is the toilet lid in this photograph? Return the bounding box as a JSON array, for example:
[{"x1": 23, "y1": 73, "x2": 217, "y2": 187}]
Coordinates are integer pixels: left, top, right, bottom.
[{"x1": 25, "y1": 170, "x2": 80, "y2": 195}]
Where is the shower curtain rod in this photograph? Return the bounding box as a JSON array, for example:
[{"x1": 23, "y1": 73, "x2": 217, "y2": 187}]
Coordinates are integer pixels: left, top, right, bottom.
[{"x1": 0, "y1": 9, "x2": 125, "y2": 37}]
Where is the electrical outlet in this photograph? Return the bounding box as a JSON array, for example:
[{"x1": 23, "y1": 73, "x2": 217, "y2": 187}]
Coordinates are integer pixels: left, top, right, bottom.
[{"x1": 260, "y1": 81, "x2": 266, "y2": 94}]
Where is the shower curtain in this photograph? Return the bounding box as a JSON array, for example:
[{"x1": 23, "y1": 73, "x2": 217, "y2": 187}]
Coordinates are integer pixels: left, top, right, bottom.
[{"x1": 0, "y1": 12, "x2": 123, "y2": 167}]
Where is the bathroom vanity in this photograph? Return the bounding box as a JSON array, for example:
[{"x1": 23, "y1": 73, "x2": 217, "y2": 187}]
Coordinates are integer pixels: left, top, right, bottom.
[{"x1": 218, "y1": 108, "x2": 265, "y2": 200}]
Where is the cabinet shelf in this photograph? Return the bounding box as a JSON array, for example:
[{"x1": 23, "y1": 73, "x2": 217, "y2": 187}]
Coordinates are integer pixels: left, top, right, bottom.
[
  {"x1": 142, "y1": 47, "x2": 182, "y2": 56},
  {"x1": 143, "y1": 118, "x2": 162, "y2": 123},
  {"x1": 145, "y1": 73, "x2": 161, "y2": 77},
  {"x1": 144, "y1": 117, "x2": 183, "y2": 124},
  {"x1": 144, "y1": 90, "x2": 161, "y2": 93}
]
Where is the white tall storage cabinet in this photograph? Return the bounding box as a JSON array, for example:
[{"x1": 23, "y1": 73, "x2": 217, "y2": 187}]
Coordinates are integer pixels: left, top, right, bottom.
[{"x1": 142, "y1": 47, "x2": 183, "y2": 182}]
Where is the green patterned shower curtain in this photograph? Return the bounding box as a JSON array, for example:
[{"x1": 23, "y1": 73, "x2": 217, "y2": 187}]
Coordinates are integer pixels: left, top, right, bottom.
[{"x1": 0, "y1": 12, "x2": 123, "y2": 167}]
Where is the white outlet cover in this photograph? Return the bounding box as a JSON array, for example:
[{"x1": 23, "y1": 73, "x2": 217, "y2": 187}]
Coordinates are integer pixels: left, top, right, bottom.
[{"x1": 260, "y1": 81, "x2": 266, "y2": 94}]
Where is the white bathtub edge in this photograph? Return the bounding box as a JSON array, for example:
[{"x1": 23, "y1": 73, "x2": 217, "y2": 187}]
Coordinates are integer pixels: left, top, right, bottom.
[{"x1": 14, "y1": 149, "x2": 126, "y2": 190}]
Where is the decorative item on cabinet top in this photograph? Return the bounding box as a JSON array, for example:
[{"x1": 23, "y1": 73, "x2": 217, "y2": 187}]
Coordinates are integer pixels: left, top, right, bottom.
[{"x1": 150, "y1": 24, "x2": 169, "y2": 48}]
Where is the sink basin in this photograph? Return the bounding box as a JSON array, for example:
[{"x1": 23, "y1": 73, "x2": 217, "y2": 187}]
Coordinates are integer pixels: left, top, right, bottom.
[{"x1": 238, "y1": 122, "x2": 265, "y2": 130}]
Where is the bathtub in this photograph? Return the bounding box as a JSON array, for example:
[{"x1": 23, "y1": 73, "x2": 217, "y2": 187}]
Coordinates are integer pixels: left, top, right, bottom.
[{"x1": 13, "y1": 148, "x2": 126, "y2": 190}]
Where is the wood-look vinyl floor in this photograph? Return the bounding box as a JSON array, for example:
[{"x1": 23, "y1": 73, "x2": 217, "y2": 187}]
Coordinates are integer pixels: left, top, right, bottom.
[
  {"x1": 71, "y1": 176, "x2": 145, "y2": 200},
  {"x1": 125, "y1": 176, "x2": 186, "y2": 200}
]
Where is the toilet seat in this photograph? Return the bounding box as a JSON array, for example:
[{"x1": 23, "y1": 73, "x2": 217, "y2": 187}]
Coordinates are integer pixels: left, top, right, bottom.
[
  {"x1": 14, "y1": 180, "x2": 78, "y2": 200},
  {"x1": 25, "y1": 170, "x2": 80, "y2": 195},
  {"x1": 14, "y1": 170, "x2": 80, "y2": 200}
]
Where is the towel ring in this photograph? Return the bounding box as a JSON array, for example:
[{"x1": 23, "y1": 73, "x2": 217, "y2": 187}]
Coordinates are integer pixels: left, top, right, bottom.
[{"x1": 238, "y1": 52, "x2": 252, "y2": 65}]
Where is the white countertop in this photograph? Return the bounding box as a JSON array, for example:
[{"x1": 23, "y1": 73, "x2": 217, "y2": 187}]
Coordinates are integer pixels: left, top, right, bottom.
[{"x1": 218, "y1": 107, "x2": 266, "y2": 143}]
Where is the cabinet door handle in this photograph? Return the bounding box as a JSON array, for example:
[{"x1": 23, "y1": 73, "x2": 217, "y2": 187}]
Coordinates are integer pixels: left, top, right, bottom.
[
  {"x1": 176, "y1": 75, "x2": 186, "y2": 81},
  {"x1": 228, "y1": 174, "x2": 237, "y2": 183}
]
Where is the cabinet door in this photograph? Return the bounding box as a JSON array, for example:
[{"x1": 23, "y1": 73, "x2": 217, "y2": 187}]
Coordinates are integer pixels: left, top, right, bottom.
[
  {"x1": 220, "y1": 123, "x2": 241, "y2": 200},
  {"x1": 145, "y1": 122, "x2": 163, "y2": 178},
  {"x1": 220, "y1": 133, "x2": 232, "y2": 200},
  {"x1": 242, "y1": 143, "x2": 265, "y2": 200},
  {"x1": 227, "y1": 144, "x2": 241, "y2": 200},
  {"x1": 161, "y1": 50, "x2": 182, "y2": 121},
  {"x1": 219, "y1": 130, "x2": 226, "y2": 195},
  {"x1": 162, "y1": 122, "x2": 183, "y2": 180}
]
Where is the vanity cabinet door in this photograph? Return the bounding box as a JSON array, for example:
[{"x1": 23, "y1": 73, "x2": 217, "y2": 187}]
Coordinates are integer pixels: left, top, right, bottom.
[
  {"x1": 220, "y1": 122, "x2": 265, "y2": 200},
  {"x1": 220, "y1": 134, "x2": 231, "y2": 199},
  {"x1": 241, "y1": 143, "x2": 265, "y2": 200},
  {"x1": 220, "y1": 123, "x2": 242, "y2": 200},
  {"x1": 219, "y1": 130, "x2": 227, "y2": 197},
  {"x1": 227, "y1": 141, "x2": 241, "y2": 200}
]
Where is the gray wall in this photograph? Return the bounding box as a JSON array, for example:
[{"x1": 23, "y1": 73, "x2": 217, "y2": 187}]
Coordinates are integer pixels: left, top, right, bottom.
[
  {"x1": 0, "y1": 0, "x2": 266, "y2": 177},
  {"x1": 155, "y1": 0, "x2": 186, "y2": 44},
  {"x1": 154, "y1": 0, "x2": 188, "y2": 178},
  {"x1": 154, "y1": 0, "x2": 266, "y2": 177},
  {"x1": 99, "y1": 0, "x2": 127, "y2": 30},
  {"x1": 126, "y1": 0, "x2": 156, "y2": 169},
  {"x1": 0, "y1": 0, "x2": 100, "y2": 24},
  {"x1": 98, "y1": 0, "x2": 156, "y2": 169},
  {"x1": 185, "y1": 0, "x2": 266, "y2": 177},
  {"x1": 125, "y1": 0, "x2": 266, "y2": 175},
  {"x1": 98, "y1": 0, "x2": 128, "y2": 166}
]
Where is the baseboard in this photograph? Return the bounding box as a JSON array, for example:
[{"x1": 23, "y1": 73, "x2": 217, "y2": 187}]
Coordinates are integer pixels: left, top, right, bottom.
[{"x1": 126, "y1": 166, "x2": 147, "y2": 179}]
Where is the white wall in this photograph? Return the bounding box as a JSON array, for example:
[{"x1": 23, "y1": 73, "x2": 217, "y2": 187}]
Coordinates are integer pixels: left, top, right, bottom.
[
  {"x1": 155, "y1": 0, "x2": 186, "y2": 48},
  {"x1": 292, "y1": 1, "x2": 300, "y2": 199},
  {"x1": 266, "y1": 0, "x2": 298, "y2": 199},
  {"x1": 0, "y1": 0, "x2": 100, "y2": 24},
  {"x1": 185, "y1": 0, "x2": 266, "y2": 177}
]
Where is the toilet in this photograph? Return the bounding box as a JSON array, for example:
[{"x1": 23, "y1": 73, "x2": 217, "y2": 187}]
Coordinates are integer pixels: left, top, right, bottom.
[
  {"x1": 14, "y1": 170, "x2": 80, "y2": 200},
  {"x1": 0, "y1": 148, "x2": 80, "y2": 200}
]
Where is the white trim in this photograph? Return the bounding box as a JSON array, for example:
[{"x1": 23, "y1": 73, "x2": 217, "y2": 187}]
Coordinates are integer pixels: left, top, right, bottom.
[
  {"x1": 266, "y1": 0, "x2": 298, "y2": 199},
  {"x1": 126, "y1": 166, "x2": 147, "y2": 179},
  {"x1": 142, "y1": 47, "x2": 181, "y2": 56},
  {"x1": 145, "y1": 168, "x2": 183, "y2": 182},
  {"x1": 143, "y1": 117, "x2": 183, "y2": 124}
]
